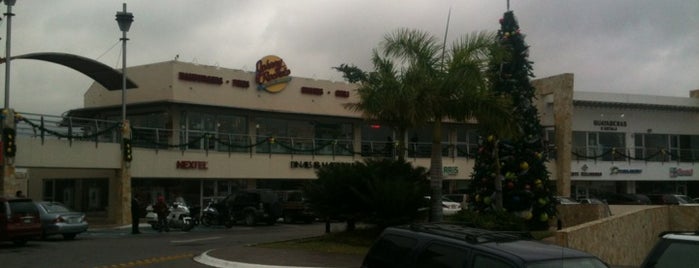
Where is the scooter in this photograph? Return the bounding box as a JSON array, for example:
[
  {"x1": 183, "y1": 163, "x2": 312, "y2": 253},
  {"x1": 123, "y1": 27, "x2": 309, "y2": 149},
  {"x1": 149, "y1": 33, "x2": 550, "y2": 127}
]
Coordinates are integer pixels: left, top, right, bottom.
[
  {"x1": 146, "y1": 201, "x2": 196, "y2": 231},
  {"x1": 200, "y1": 199, "x2": 234, "y2": 228}
]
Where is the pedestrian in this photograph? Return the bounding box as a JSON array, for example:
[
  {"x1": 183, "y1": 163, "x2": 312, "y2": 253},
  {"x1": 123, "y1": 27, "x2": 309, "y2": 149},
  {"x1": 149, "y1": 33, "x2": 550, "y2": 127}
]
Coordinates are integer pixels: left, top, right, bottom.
[
  {"x1": 153, "y1": 195, "x2": 170, "y2": 232},
  {"x1": 131, "y1": 193, "x2": 141, "y2": 234}
]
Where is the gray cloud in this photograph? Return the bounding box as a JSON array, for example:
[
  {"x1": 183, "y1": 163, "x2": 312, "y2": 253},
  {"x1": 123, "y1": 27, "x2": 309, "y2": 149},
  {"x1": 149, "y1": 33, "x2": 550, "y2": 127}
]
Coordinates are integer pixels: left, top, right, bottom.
[{"x1": 2, "y1": 0, "x2": 697, "y2": 115}]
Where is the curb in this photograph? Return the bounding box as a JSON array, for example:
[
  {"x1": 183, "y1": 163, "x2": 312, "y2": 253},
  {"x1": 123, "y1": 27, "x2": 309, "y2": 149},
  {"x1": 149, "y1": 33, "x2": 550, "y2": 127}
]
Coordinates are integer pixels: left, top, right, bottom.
[{"x1": 193, "y1": 249, "x2": 322, "y2": 268}]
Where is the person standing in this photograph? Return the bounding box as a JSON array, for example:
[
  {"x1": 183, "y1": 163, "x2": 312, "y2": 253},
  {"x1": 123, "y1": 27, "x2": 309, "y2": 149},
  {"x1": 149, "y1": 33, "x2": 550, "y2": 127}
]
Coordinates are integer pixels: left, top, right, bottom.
[
  {"x1": 131, "y1": 194, "x2": 141, "y2": 234},
  {"x1": 153, "y1": 195, "x2": 170, "y2": 232}
]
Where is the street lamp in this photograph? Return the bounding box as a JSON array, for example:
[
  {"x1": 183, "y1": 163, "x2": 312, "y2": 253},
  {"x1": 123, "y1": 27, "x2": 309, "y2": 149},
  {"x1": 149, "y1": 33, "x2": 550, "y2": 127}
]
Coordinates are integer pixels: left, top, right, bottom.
[
  {"x1": 115, "y1": 2, "x2": 133, "y2": 124},
  {"x1": 3, "y1": 0, "x2": 17, "y2": 111}
]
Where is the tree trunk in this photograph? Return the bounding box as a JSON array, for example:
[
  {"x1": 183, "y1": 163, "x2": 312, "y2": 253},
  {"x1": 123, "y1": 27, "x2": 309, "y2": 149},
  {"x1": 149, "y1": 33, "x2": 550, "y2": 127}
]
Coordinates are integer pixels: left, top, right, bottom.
[{"x1": 429, "y1": 120, "x2": 443, "y2": 222}]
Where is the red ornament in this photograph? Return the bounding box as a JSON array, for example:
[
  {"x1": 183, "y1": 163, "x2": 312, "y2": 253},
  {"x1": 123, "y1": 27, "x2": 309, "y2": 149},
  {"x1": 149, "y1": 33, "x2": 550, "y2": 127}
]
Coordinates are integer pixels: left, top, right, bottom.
[{"x1": 499, "y1": 18, "x2": 504, "y2": 24}]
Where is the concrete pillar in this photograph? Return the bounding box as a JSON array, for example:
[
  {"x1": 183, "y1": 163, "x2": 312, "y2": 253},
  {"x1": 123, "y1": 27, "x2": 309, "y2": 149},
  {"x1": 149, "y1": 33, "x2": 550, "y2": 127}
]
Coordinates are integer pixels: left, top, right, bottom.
[
  {"x1": 111, "y1": 120, "x2": 132, "y2": 225},
  {"x1": 532, "y1": 74, "x2": 575, "y2": 197}
]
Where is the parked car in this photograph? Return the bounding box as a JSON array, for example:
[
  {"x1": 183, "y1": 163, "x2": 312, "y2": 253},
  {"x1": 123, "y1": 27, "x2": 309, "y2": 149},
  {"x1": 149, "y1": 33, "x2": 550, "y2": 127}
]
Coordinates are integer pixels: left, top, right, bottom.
[
  {"x1": 424, "y1": 196, "x2": 462, "y2": 216},
  {"x1": 220, "y1": 189, "x2": 282, "y2": 226},
  {"x1": 444, "y1": 193, "x2": 470, "y2": 210},
  {"x1": 578, "y1": 197, "x2": 607, "y2": 205},
  {"x1": 35, "y1": 201, "x2": 88, "y2": 240},
  {"x1": 647, "y1": 194, "x2": 699, "y2": 206},
  {"x1": 362, "y1": 223, "x2": 609, "y2": 268},
  {"x1": 0, "y1": 197, "x2": 42, "y2": 245},
  {"x1": 641, "y1": 231, "x2": 699, "y2": 267},
  {"x1": 600, "y1": 193, "x2": 651, "y2": 205},
  {"x1": 278, "y1": 190, "x2": 315, "y2": 223},
  {"x1": 554, "y1": 196, "x2": 580, "y2": 205}
]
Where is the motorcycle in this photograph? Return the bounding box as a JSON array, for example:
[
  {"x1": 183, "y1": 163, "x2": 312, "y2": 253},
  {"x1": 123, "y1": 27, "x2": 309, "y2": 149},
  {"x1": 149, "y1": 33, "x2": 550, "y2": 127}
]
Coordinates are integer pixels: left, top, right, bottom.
[
  {"x1": 145, "y1": 201, "x2": 196, "y2": 231},
  {"x1": 200, "y1": 199, "x2": 234, "y2": 228}
]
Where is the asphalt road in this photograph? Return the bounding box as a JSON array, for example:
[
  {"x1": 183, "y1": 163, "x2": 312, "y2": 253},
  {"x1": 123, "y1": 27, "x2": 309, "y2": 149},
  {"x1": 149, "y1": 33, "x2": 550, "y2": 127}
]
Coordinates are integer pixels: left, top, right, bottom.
[{"x1": 0, "y1": 222, "x2": 337, "y2": 268}]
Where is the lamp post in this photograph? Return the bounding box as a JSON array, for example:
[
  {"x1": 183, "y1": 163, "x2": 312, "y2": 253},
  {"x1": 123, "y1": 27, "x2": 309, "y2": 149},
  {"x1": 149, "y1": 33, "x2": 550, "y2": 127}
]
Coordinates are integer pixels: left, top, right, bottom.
[
  {"x1": 3, "y1": 0, "x2": 16, "y2": 111},
  {"x1": 115, "y1": 3, "x2": 133, "y2": 124}
]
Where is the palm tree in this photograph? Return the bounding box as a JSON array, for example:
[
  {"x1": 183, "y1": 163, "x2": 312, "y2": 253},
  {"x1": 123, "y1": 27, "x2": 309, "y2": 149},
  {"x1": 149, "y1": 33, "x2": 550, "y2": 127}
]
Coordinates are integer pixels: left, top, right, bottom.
[
  {"x1": 335, "y1": 50, "x2": 425, "y2": 161},
  {"x1": 380, "y1": 28, "x2": 517, "y2": 221}
]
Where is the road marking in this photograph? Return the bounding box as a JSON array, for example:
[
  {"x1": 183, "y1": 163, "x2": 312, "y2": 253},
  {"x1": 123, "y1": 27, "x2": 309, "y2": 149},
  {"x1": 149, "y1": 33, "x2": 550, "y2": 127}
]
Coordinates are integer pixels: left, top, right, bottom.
[
  {"x1": 93, "y1": 253, "x2": 194, "y2": 268},
  {"x1": 171, "y1": 236, "x2": 222, "y2": 243}
]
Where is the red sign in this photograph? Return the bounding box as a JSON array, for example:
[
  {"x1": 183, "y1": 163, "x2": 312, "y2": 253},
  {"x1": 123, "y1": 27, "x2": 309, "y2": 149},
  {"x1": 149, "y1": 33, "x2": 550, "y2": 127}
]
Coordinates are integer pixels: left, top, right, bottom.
[{"x1": 176, "y1": 161, "x2": 208, "y2": 170}]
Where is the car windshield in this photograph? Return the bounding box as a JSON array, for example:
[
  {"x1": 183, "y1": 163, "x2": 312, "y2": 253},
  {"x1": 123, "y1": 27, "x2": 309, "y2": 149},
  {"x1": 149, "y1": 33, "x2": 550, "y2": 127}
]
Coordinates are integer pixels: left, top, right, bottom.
[
  {"x1": 40, "y1": 203, "x2": 71, "y2": 213},
  {"x1": 527, "y1": 257, "x2": 608, "y2": 268}
]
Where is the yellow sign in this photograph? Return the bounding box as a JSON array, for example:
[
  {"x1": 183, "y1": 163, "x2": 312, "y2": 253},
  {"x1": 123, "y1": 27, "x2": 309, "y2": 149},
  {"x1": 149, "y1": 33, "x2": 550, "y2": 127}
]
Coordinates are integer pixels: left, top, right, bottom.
[{"x1": 255, "y1": 55, "x2": 291, "y2": 93}]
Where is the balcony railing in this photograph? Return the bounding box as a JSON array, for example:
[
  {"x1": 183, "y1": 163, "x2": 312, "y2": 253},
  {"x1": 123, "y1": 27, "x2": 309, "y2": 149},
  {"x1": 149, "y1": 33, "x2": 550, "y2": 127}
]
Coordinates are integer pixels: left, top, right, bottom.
[{"x1": 15, "y1": 112, "x2": 698, "y2": 163}]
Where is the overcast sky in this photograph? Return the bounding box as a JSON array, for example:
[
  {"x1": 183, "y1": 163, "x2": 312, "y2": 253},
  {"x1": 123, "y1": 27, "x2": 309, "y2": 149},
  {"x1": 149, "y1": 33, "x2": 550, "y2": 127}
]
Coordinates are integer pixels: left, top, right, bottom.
[{"x1": 1, "y1": 0, "x2": 697, "y2": 116}]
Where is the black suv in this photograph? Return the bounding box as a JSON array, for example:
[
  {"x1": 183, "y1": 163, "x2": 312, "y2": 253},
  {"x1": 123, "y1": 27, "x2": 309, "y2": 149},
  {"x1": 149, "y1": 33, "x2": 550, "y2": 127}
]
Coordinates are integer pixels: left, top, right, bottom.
[
  {"x1": 362, "y1": 223, "x2": 608, "y2": 268},
  {"x1": 641, "y1": 231, "x2": 699, "y2": 267},
  {"x1": 221, "y1": 190, "x2": 282, "y2": 226}
]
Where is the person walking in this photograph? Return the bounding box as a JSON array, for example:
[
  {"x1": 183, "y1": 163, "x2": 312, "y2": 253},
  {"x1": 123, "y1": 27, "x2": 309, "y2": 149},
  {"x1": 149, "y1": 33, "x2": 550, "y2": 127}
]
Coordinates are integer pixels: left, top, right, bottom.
[{"x1": 131, "y1": 194, "x2": 141, "y2": 234}]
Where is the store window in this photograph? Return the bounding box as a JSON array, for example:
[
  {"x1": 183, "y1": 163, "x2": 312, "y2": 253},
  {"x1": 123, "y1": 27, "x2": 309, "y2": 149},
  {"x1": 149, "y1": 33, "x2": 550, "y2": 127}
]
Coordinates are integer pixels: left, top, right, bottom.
[
  {"x1": 181, "y1": 111, "x2": 248, "y2": 151},
  {"x1": 573, "y1": 131, "x2": 625, "y2": 161},
  {"x1": 361, "y1": 124, "x2": 394, "y2": 157},
  {"x1": 634, "y1": 133, "x2": 699, "y2": 162},
  {"x1": 129, "y1": 112, "x2": 171, "y2": 149},
  {"x1": 255, "y1": 118, "x2": 352, "y2": 155},
  {"x1": 455, "y1": 126, "x2": 480, "y2": 159}
]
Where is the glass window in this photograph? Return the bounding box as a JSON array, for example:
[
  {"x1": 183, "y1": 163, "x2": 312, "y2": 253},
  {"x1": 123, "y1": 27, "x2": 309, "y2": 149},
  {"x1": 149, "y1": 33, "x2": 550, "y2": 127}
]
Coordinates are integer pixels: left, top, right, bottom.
[
  {"x1": 216, "y1": 115, "x2": 248, "y2": 153},
  {"x1": 652, "y1": 241, "x2": 699, "y2": 268},
  {"x1": 361, "y1": 124, "x2": 393, "y2": 157},
  {"x1": 572, "y1": 131, "x2": 625, "y2": 161},
  {"x1": 415, "y1": 243, "x2": 469, "y2": 268},
  {"x1": 455, "y1": 126, "x2": 479, "y2": 158},
  {"x1": 472, "y1": 254, "x2": 514, "y2": 268},
  {"x1": 364, "y1": 234, "x2": 417, "y2": 268}
]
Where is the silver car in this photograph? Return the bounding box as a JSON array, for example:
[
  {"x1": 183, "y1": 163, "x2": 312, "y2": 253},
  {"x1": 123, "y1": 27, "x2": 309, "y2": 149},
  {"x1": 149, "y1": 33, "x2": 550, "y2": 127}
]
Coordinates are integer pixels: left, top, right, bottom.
[{"x1": 35, "y1": 201, "x2": 88, "y2": 240}]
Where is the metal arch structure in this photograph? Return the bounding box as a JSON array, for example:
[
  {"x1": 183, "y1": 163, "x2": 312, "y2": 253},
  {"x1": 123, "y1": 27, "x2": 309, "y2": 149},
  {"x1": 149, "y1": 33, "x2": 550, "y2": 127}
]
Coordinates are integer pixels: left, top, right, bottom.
[{"x1": 4, "y1": 52, "x2": 138, "y2": 90}]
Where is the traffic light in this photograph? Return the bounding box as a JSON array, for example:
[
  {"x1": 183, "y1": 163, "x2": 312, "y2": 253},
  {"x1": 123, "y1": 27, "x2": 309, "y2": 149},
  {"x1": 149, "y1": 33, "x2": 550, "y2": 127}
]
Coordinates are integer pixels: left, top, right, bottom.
[
  {"x1": 123, "y1": 138, "x2": 132, "y2": 162},
  {"x1": 2, "y1": 128, "x2": 16, "y2": 158}
]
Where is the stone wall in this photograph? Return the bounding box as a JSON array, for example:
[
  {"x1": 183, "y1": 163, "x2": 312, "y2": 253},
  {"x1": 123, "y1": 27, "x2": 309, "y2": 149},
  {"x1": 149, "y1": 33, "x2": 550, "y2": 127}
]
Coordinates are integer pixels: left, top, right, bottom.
[{"x1": 555, "y1": 205, "x2": 699, "y2": 267}]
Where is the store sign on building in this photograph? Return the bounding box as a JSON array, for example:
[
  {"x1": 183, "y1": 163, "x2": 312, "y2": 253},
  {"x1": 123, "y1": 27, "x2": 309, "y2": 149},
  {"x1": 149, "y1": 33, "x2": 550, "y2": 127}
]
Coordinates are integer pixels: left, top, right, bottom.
[
  {"x1": 290, "y1": 161, "x2": 347, "y2": 169},
  {"x1": 610, "y1": 166, "x2": 642, "y2": 175},
  {"x1": 571, "y1": 164, "x2": 602, "y2": 177},
  {"x1": 176, "y1": 161, "x2": 208, "y2": 170},
  {"x1": 669, "y1": 167, "x2": 693, "y2": 178},
  {"x1": 443, "y1": 166, "x2": 459, "y2": 176},
  {"x1": 593, "y1": 120, "x2": 627, "y2": 131},
  {"x1": 255, "y1": 55, "x2": 292, "y2": 93}
]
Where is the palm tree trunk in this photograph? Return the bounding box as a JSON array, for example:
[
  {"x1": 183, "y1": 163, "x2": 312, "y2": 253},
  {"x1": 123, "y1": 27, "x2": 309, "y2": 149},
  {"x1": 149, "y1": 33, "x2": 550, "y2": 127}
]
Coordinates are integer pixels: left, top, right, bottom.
[{"x1": 429, "y1": 119, "x2": 443, "y2": 222}]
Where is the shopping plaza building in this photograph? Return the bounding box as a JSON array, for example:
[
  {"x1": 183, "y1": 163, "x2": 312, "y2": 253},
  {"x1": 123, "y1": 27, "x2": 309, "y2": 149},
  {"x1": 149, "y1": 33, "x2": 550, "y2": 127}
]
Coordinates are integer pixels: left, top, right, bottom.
[{"x1": 4, "y1": 56, "x2": 699, "y2": 224}]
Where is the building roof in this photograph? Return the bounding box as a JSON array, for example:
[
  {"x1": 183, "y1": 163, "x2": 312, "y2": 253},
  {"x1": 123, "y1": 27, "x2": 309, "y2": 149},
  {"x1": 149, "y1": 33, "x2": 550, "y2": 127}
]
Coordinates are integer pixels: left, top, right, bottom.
[{"x1": 10, "y1": 52, "x2": 138, "y2": 91}]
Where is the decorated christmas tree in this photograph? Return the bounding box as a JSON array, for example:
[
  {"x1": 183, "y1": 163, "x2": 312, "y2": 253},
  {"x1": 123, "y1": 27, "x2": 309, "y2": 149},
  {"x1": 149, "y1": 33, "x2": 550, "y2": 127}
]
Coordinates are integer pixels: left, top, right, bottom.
[{"x1": 470, "y1": 10, "x2": 556, "y2": 230}]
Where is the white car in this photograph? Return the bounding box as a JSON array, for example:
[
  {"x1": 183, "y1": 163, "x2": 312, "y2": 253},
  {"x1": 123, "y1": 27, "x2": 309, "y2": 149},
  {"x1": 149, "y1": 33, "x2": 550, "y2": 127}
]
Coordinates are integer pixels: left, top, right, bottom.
[{"x1": 424, "y1": 196, "x2": 462, "y2": 216}]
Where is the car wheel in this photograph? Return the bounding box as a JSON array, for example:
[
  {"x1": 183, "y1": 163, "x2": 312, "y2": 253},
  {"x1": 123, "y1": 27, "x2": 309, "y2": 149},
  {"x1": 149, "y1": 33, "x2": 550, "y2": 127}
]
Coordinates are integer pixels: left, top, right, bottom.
[
  {"x1": 201, "y1": 215, "x2": 213, "y2": 227},
  {"x1": 244, "y1": 213, "x2": 256, "y2": 226},
  {"x1": 63, "y1": 233, "x2": 77, "y2": 240}
]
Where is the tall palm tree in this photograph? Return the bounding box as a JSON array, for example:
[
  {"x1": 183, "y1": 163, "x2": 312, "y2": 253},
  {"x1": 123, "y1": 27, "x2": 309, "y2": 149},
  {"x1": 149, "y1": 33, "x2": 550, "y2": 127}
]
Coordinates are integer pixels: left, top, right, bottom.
[
  {"x1": 381, "y1": 28, "x2": 517, "y2": 221},
  {"x1": 336, "y1": 50, "x2": 425, "y2": 161}
]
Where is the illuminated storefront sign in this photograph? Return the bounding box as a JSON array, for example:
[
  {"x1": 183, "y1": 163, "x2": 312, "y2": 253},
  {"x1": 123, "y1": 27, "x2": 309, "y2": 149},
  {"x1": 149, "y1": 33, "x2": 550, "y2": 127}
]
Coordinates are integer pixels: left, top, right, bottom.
[{"x1": 255, "y1": 55, "x2": 292, "y2": 93}]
